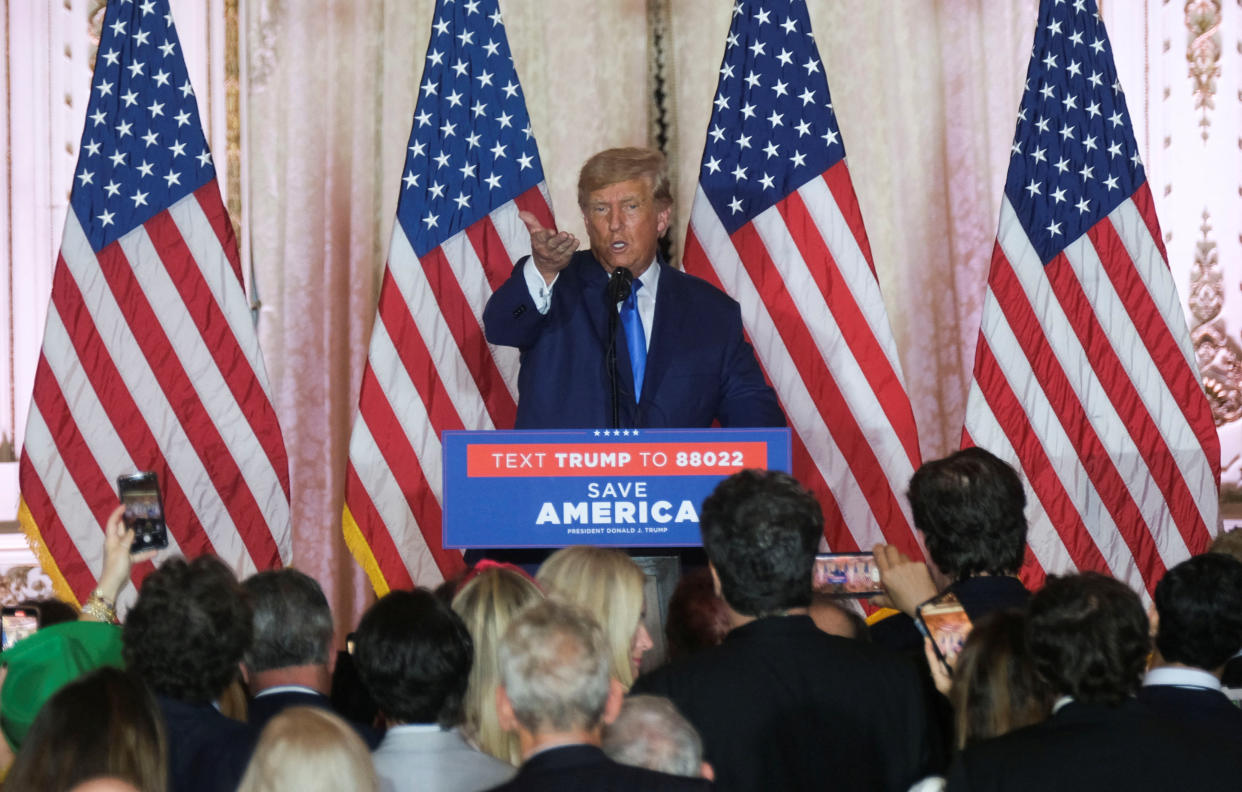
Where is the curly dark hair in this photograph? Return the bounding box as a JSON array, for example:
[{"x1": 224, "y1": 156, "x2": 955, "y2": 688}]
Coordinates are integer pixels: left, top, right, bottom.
[
  {"x1": 122, "y1": 556, "x2": 252, "y2": 704},
  {"x1": 1026, "y1": 573, "x2": 1148, "y2": 706},
  {"x1": 908, "y1": 447, "x2": 1027, "y2": 580},
  {"x1": 1154, "y1": 553, "x2": 1242, "y2": 671},
  {"x1": 699, "y1": 469, "x2": 823, "y2": 618},
  {"x1": 353, "y1": 588, "x2": 473, "y2": 727}
]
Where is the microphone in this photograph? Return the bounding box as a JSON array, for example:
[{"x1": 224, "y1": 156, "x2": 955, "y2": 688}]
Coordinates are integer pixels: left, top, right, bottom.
[
  {"x1": 605, "y1": 267, "x2": 634, "y2": 429},
  {"x1": 607, "y1": 267, "x2": 633, "y2": 304}
]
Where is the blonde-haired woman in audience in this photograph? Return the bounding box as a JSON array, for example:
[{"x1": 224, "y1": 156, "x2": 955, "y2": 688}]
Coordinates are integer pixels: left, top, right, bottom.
[
  {"x1": 536, "y1": 546, "x2": 655, "y2": 689},
  {"x1": 236, "y1": 707, "x2": 378, "y2": 792},
  {"x1": 451, "y1": 563, "x2": 544, "y2": 766}
]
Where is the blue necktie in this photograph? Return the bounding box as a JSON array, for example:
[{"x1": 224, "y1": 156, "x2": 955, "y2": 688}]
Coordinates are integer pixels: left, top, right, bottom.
[{"x1": 620, "y1": 280, "x2": 646, "y2": 401}]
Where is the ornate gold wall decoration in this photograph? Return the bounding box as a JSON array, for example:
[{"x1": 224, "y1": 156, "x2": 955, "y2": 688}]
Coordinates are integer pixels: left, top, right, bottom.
[
  {"x1": 1189, "y1": 209, "x2": 1242, "y2": 424},
  {"x1": 647, "y1": 0, "x2": 679, "y2": 264},
  {"x1": 1184, "y1": 0, "x2": 1221, "y2": 142}
]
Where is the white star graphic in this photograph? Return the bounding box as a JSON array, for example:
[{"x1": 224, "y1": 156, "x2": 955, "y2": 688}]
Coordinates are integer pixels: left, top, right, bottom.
[
  {"x1": 131, "y1": 189, "x2": 149, "y2": 207},
  {"x1": 163, "y1": 170, "x2": 181, "y2": 188},
  {"x1": 403, "y1": 170, "x2": 419, "y2": 189}
]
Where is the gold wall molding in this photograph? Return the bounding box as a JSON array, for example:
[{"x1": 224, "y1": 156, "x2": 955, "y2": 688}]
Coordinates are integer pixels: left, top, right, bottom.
[
  {"x1": 1185, "y1": 0, "x2": 1222, "y2": 141},
  {"x1": 1189, "y1": 209, "x2": 1242, "y2": 425}
]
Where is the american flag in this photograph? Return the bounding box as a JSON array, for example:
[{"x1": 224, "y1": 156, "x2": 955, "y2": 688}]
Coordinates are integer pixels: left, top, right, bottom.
[
  {"x1": 18, "y1": 0, "x2": 292, "y2": 605},
  {"x1": 343, "y1": 0, "x2": 552, "y2": 591},
  {"x1": 962, "y1": 0, "x2": 1220, "y2": 595},
  {"x1": 683, "y1": 0, "x2": 923, "y2": 556}
]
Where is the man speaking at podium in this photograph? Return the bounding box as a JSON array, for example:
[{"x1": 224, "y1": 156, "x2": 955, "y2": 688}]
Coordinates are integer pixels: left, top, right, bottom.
[{"x1": 483, "y1": 147, "x2": 785, "y2": 431}]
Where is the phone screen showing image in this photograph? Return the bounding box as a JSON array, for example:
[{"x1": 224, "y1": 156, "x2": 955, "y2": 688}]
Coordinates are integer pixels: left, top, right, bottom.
[
  {"x1": 2, "y1": 608, "x2": 39, "y2": 650},
  {"x1": 917, "y1": 592, "x2": 974, "y2": 671},
  {"x1": 118, "y1": 472, "x2": 169, "y2": 553},
  {"x1": 812, "y1": 553, "x2": 884, "y2": 597}
]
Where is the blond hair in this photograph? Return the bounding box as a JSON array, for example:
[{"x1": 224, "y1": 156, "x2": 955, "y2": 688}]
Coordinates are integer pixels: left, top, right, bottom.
[
  {"x1": 236, "y1": 707, "x2": 377, "y2": 792},
  {"x1": 451, "y1": 566, "x2": 544, "y2": 766},
  {"x1": 577, "y1": 148, "x2": 672, "y2": 210},
  {"x1": 536, "y1": 547, "x2": 647, "y2": 688}
]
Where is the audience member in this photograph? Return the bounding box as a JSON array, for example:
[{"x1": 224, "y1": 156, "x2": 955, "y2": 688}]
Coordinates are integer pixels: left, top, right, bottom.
[
  {"x1": 69, "y1": 779, "x2": 143, "y2": 792},
  {"x1": 241, "y1": 569, "x2": 378, "y2": 747},
  {"x1": 328, "y1": 644, "x2": 379, "y2": 732},
  {"x1": 536, "y1": 547, "x2": 654, "y2": 688},
  {"x1": 927, "y1": 610, "x2": 1050, "y2": 751},
  {"x1": 487, "y1": 599, "x2": 708, "y2": 792},
  {"x1": 4, "y1": 667, "x2": 166, "y2": 792},
  {"x1": 946, "y1": 573, "x2": 1242, "y2": 791},
  {"x1": 871, "y1": 448, "x2": 1030, "y2": 653},
  {"x1": 2, "y1": 504, "x2": 148, "y2": 762},
  {"x1": 123, "y1": 556, "x2": 256, "y2": 792},
  {"x1": 633, "y1": 469, "x2": 936, "y2": 792},
  {"x1": 236, "y1": 706, "x2": 378, "y2": 792},
  {"x1": 1139, "y1": 553, "x2": 1242, "y2": 738},
  {"x1": 1208, "y1": 531, "x2": 1242, "y2": 690},
  {"x1": 354, "y1": 588, "x2": 514, "y2": 792},
  {"x1": 808, "y1": 593, "x2": 867, "y2": 640},
  {"x1": 451, "y1": 564, "x2": 545, "y2": 765},
  {"x1": 663, "y1": 567, "x2": 729, "y2": 662},
  {"x1": 602, "y1": 695, "x2": 712, "y2": 780}
]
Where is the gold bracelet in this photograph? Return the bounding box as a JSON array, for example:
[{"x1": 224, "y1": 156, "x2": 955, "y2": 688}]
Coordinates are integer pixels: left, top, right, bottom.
[{"x1": 82, "y1": 589, "x2": 117, "y2": 623}]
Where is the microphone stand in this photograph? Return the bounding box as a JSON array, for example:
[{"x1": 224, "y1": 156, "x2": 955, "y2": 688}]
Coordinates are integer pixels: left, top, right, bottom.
[{"x1": 606, "y1": 267, "x2": 633, "y2": 430}]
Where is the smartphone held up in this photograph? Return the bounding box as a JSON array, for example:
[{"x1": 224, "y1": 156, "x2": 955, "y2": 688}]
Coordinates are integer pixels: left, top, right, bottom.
[
  {"x1": 812, "y1": 552, "x2": 885, "y2": 597},
  {"x1": 117, "y1": 471, "x2": 169, "y2": 554},
  {"x1": 915, "y1": 591, "x2": 974, "y2": 673}
]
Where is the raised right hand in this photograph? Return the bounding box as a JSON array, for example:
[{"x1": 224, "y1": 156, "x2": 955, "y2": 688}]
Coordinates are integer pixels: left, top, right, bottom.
[{"x1": 519, "y1": 210, "x2": 577, "y2": 282}]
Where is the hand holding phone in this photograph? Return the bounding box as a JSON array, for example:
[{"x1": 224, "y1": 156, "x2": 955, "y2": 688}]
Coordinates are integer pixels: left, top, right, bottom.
[
  {"x1": 915, "y1": 591, "x2": 974, "y2": 675},
  {"x1": 118, "y1": 472, "x2": 169, "y2": 554}
]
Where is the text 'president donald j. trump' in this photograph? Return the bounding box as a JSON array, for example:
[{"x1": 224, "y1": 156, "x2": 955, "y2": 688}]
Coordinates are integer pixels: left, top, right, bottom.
[{"x1": 483, "y1": 147, "x2": 785, "y2": 430}]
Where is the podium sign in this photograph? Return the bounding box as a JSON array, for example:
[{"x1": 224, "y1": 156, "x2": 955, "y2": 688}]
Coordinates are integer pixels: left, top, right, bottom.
[{"x1": 442, "y1": 428, "x2": 792, "y2": 548}]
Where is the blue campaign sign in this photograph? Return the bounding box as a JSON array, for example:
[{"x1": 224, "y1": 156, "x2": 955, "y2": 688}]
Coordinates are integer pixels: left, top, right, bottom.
[{"x1": 441, "y1": 428, "x2": 791, "y2": 548}]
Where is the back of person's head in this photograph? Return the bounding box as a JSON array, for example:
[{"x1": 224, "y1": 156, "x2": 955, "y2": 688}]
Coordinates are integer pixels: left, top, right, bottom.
[
  {"x1": 498, "y1": 599, "x2": 611, "y2": 735},
  {"x1": 664, "y1": 567, "x2": 730, "y2": 661},
  {"x1": 602, "y1": 695, "x2": 706, "y2": 778},
  {"x1": 1209, "y1": 528, "x2": 1242, "y2": 565},
  {"x1": 4, "y1": 667, "x2": 166, "y2": 792},
  {"x1": 452, "y1": 565, "x2": 544, "y2": 765},
  {"x1": 18, "y1": 598, "x2": 79, "y2": 627},
  {"x1": 808, "y1": 594, "x2": 867, "y2": 640},
  {"x1": 122, "y1": 556, "x2": 252, "y2": 704},
  {"x1": 242, "y1": 568, "x2": 334, "y2": 672},
  {"x1": 536, "y1": 546, "x2": 648, "y2": 688},
  {"x1": 699, "y1": 469, "x2": 822, "y2": 617},
  {"x1": 236, "y1": 706, "x2": 377, "y2": 792},
  {"x1": 1026, "y1": 572, "x2": 1148, "y2": 705},
  {"x1": 949, "y1": 609, "x2": 1050, "y2": 750},
  {"x1": 1, "y1": 621, "x2": 125, "y2": 751},
  {"x1": 68, "y1": 779, "x2": 142, "y2": 792},
  {"x1": 1153, "y1": 553, "x2": 1242, "y2": 670},
  {"x1": 577, "y1": 147, "x2": 672, "y2": 209},
  {"x1": 907, "y1": 447, "x2": 1027, "y2": 580},
  {"x1": 353, "y1": 588, "x2": 472, "y2": 727}
]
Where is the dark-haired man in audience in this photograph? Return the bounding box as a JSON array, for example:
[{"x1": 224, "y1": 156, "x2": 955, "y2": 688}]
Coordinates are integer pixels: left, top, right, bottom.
[
  {"x1": 632, "y1": 469, "x2": 936, "y2": 792},
  {"x1": 241, "y1": 569, "x2": 379, "y2": 747},
  {"x1": 122, "y1": 556, "x2": 257, "y2": 792},
  {"x1": 354, "y1": 588, "x2": 514, "y2": 792},
  {"x1": 871, "y1": 447, "x2": 1031, "y2": 652},
  {"x1": 946, "y1": 573, "x2": 1242, "y2": 791},
  {"x1": 1139, "y1": 553, "x2": 1242, "y2": 738},
  {"x1": 487, "y1": 599, "x2": 708, "y2": 792}
]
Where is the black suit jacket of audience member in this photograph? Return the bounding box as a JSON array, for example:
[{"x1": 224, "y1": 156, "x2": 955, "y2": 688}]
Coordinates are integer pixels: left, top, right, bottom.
[
  {"x1": 632, "y1": 614, "x2": 938, "y2": 792},
  {"x1": 159, "y1": 696, "x2": 257, "y2": 792},
  {"x1": 247, "y1": 688, "x2": 382, "y2": 749},
  {"x1": 868, "y1": 575, "x2": 1031, "y2": 654},
  {"x1": 945, "y1": 698, "x2": 1242, "y2": 792},
  {"x1": 482, "y1": 744, "x2": 711, "y2": 792},
  {"x1": 1137, "y1": 684, "x2": 1242, "y2": 742}
]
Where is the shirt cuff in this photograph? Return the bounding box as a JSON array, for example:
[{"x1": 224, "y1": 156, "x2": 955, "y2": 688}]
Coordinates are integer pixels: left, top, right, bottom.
[{"x1": 523, "y1": 256, "x2": 557, "y2": 314}]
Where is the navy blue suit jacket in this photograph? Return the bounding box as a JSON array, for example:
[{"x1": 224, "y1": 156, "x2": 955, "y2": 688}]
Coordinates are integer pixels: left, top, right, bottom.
[
  {"x1": 483, "y1": 744, "x2": 711, "y2": 792},
  {"x1": 483, "y1": 252, "x2": 784, "y2": 429}
]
